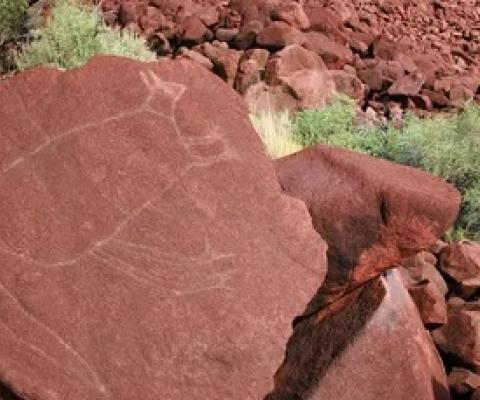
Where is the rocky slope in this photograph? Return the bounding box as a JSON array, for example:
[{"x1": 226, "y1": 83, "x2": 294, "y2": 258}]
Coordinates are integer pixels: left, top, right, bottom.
[
  {"x1": 95, "y1": 0, "x2": 480, "y2": 117},
  {"x1": 0, "y1": 55, "x2": 466, "y2": 400}
]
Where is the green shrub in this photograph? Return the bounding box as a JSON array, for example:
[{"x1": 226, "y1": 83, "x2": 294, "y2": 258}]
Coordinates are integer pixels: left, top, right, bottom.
[
  {"x1": 292, "y1": 95, "x2": 356, "y2": 147},
  {"x1": 16, "y1": 0, "x2": 155, "y2": 71},
  {"x1": 255, "y1": 98, "x2": 480, "y2": 240},
  {"x1": 0, "y1": 0, "x2": 28, "y2": 45}
]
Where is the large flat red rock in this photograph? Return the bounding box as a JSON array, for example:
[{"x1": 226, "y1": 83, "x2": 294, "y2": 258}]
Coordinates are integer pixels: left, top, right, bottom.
[{"x1": 0, "y1": 56, "x2": 326, "y2": 400}]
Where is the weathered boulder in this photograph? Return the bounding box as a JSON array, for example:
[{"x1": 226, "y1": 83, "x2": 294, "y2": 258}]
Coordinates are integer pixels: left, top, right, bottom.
[
  {"x1": 387, "y1": 71, "x2": 426, "y2": 97},
  {"x1": 271, "y1": 2, "x2": 310, "y2": 30},
  {"x1": 275, "y1": 145, "x2": 460, "y2": 314},
  {"x1": 400, "y1": 251, "x2": 448, "y2": 326},
  {"x1": 439, "y1": 241, "x2": 480, "y2": 299},
  {"x1": 266, "y1": 270, "x2": 450, "y2": 400},
  {"x1": 244, "y1": 81, "x2": 298, "y2": 113},
  {"x1": 433, "y1": 301, "x2": 480, "y2": 372},
  {"x1": 265, "y1": 44, "x2": 328, "y2": 85},
  {"x1": 0, "y1": 56, "x2": 327, "y2": 400},
  {"x1": 329, "y1": 69, "x2": 365, "y2": 100},
  {"x1": 281, "y1": 69, "x2": 336, "y2": 110},
  {"x1": 200, "y1": 42, "x2": 243, "y2": 86},
  {"x1": 448, "y1": 367, "x2": 480, "y2": 396},
  {"x1": 408, "y1": 281, "x2": 448, "y2": 327},
  {"x1": 303, "y1": 31, "x2": 353, "y2": 69},
  {"x1": 402, "y1": 251, "x2": 448, "y2": 296},
  {"x1": 256, "y1": 21, "x2": 305, "y2": 50}
]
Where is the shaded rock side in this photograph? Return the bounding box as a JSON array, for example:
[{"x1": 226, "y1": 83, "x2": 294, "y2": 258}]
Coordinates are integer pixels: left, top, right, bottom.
[
  {"x1": 275, "y1": 145, "x2": 460, "y2": 316},
  {"x1": 266, "y1": 270, "x2": 450, "y2": 400},
  {"x1": 0, "y1": 56, "x2": 327, "y2": 400}
]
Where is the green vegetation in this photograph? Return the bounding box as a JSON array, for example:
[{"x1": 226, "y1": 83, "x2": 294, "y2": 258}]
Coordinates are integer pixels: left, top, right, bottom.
[
  {"x1": 16, "y1": 0, "x2": 155, "y2": 71},
  {"x1": 0, "y1": 0, "x2": 28, "y2": 45},
  {"x1": 253, "y1": 97, "x2": 480, "y2": 240}
]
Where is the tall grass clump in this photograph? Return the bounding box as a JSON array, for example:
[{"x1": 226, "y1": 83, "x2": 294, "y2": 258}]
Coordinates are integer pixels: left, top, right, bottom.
[
  {"x1": 250, "y1": 111, "x2": 302, "y2": 158},
  {"x1": 16, "y1": 0, "x2": 155, "y2": 71},
  {"x1": 0, "y1": 0, "x2": 28, "y2": 45},
  {"x1": 254, "y1": 97, "x2": 480, "y2": 240}
]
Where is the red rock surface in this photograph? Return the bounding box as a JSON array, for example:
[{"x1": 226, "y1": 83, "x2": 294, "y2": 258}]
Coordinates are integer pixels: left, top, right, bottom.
[
  {"x1": 439, "y1": 241, "x2": 480, "y2": 298},
  {"x1": 275, "y1": 145, "x2": 460, "y2": 313},
  {"x1": 266, "y1": 270, "x2": 450, "y2": 400},
  {"x1": 433, "y1": 301, "x2": 480, "y2": 373},
  {"x1": 0, "y1": 56, "x2": 327, "y2": 400}
]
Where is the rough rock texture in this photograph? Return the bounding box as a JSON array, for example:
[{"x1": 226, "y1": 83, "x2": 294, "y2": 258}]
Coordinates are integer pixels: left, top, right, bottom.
[
  {"x1": 0, "y1": 56, "x2": 327, "y2": 400},
  {"x1": 275, "y1": 144, "x2": 460, "y2": 313},
  {"x1": 266, "y1": 270, "x2": 450, "y2": 400},
  {"x1": 439, "y1": 241, "x2": 480, "y2": 299},
  {"x1": 400, "y1": 251, "x2": 448, "y2": 327},
  {"x1": 448, "y1": 367, "x2": 480, "y2": 396},
  {"x1": 266, "y1": 145, "x2": 458, "y2": 399},
  {"x1": 95, "y1": 0, "x2": 480, "y2": 114},
  {"x1": 433, "y1": 301, "x2": 480, "y2": 373}
]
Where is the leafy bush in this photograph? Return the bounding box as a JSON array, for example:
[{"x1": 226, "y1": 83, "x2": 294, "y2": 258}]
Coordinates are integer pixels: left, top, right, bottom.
[
  {"x1": 254, "y1": 98, "x2": 480, "y2": 240},
  {"x1": 0, "y1": 0, "x2": 28, "y2": 45},
  {"x1": 16, "y1": 0, "x2": 155, "y2": 71},
  {"x1": 292, "y1": 95, "x2": 356, "y2": 147}
]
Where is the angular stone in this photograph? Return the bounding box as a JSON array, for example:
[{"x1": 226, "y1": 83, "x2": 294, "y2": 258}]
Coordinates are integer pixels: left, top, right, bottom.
[
  {"x1": 244, "y1": 81, "x2": 298, "y2": 113},
  {"x1": 439, "y1": 241, "x2": 480, "y2": 299},
  {"x1": 265, "y1": 44, "x2": 328, "y2": 85},
  {"x1": 256, "y1": 21, "x2": 305, "y2": 50},
  {"x1": 329, "y1": 70, "x2": 365, "y2": 100},
  {"x1": 139, "y1": 5, "x2": 166, "y2": 37},
  {"x1": 303, "y1": 31, "x2": 353, "y2": 69},
  {"x1": 201, "y1": 42, "x2": 242, "y2": 86},
  {"x1": 177, "y1": 48, "x2": 213, "y2": 70},
  {"x1": 388, "y1": 72, "x2": 425, "y2": 96},
  {"x1": 215, "y1": 27, "x2": 239, "y2": 42},
  {"x1": 180, "y1": 15, "x2": 212, "y2": 44},
  {"x1": 271, "y1": 2, "x2": 310, "y2": 30},
  {"x1": 408, "y1": 281, "x2": 447, "y2": 326},
  {"x1": 229, "y1": 0, "x2": 280, "y2": 26},
  {"x1": 448, "y1": 367, "x2": 480, "y2": 395},
  {"x1": 303, "y1": 5, "x2": 345, "y2": 41},
  {"x1": 233, "y1": 20, "x2": 264, "y2": 50},
  {"x1": 0, "y1": 56, "x2": 327, "y2": 400},
  {"x1": 422, "y1": 89, "x2": 450, "y2": 107},
  {"x1": 275, "y1": 145, "x2": 460, "y2": 313},
  {"x1": 281, "y1": 69, "x2": 336, "y2": 110},
  {"x1": 195, "y1": 6, "x2": 220, "y2": 27},
  {"x1": 235, "y1": 49, "x2": 270, "y2": 94},
  {"x1": 433, "y1": 301, "x2": 480, "y2": 372},
  {"x1": 402, "y1": 251, "x2": 448, "y2": 296},
  {"x1": 266, "y1": 270, "x2": 449, "y2": 400},
  {"x1": 119, "y1": 0, "x2": 147, "y2": 25}
]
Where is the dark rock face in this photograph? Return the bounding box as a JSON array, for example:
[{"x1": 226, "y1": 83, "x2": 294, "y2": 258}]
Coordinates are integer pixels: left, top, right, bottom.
[
  {"x1": 0, "y1": 56, "x2": 327, "y2": 400},
  {"x1": 275, "y1": 145, "x2": 460, "y2": 314},
  {"x1": 266, "y1": 270, "x2": 450, "y2": 400}
]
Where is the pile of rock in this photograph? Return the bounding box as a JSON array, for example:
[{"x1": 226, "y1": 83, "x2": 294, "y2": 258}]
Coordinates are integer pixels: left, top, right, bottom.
[
  {"x1": 401, "y1": 241, "x2": 480, "y2": 399},
  {"x1": 95, "y1": 0, "x2": 480, "y2": 115},
  {"x1": 0, "y1": 55, "x2": 468, "y2": 400}
]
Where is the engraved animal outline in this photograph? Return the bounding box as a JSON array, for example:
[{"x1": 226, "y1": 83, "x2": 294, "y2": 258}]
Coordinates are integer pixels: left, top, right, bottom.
[
  {"x1": 0, "y1": 70, "x2": 237, "y2": 397},
  {"x1": 0, "y1": 70, "x2": 236, "y2": 268}
]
